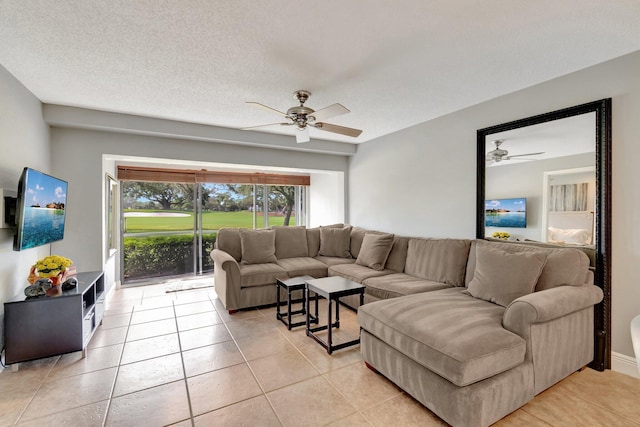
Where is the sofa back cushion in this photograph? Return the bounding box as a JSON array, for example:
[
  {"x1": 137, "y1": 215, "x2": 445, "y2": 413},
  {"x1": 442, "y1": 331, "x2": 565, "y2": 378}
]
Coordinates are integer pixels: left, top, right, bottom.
[
  {"x1": 216, "y1": 228, "x2": 242, "y2": 262},
  {"x1": 385, "y1": 236, "x2": 410, "y2": 272},
  {"x1": 307, "y1": 224, "x2": 344, "y2": 257},
  {"x1": 465, "y1": 240, "x2": 591, "y2": 291},
  {"x1": 405, "y1": 238, "x2": 471, "y2": 286},
  {"x1": 239, "y1": 229, "x2": 277, "y2": 264},
  {"x1": 355, "y1": 233, "x2": 394, "y2": 271},
  {"x1": 350, "y1": 226, "x2": 392, "y2": 259},
  {"x1": 467, "y1": 245, "x2": 547, "y2": 307},
  {"x1": 273, "y1": 226, "x2": 308, "y2": 259},
  {"x1": 318, "y1": 226, "x2": 352, "y2": 258}
]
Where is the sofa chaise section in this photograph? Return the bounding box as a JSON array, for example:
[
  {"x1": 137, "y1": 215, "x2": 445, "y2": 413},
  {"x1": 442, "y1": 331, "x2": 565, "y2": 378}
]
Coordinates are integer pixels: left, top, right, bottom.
[{"x1": 358, "y1": 240, "x2": 603, "y2": 427}]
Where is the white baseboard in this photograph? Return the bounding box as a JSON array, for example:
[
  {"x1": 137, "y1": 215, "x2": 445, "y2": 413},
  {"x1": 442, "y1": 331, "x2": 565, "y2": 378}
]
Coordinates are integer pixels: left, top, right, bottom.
[{"x1": 612, "y1": 351, "x2": 640, "y2": 379}]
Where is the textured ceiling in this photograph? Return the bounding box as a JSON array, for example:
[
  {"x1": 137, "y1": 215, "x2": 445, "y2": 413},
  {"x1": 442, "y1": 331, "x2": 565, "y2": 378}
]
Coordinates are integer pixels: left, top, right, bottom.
[{"x1": 1, "y1": 1, "x2": 640, "y2": 144}]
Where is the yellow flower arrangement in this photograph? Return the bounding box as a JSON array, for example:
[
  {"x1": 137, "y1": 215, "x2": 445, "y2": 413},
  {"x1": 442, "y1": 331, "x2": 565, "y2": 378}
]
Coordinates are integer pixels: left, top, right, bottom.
[
  {"x1": 34, "y1": 255, "x2": 73, "y2": 278},
  {"x1": 492, "y1": 231, "x2": 510, "y2": 240}
]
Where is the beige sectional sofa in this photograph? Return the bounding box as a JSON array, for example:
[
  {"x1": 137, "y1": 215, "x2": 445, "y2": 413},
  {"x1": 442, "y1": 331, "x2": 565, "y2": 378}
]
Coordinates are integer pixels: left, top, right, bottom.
[{"x1": 210, "y1": 224, "x2": 603, "y2": 427}]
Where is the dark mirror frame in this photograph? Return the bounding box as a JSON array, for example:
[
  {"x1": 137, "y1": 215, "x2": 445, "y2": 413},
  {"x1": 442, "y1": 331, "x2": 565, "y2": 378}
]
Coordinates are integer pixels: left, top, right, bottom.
[{"x1": 476, "y1": 99, "x2": 611, "y2": 371}]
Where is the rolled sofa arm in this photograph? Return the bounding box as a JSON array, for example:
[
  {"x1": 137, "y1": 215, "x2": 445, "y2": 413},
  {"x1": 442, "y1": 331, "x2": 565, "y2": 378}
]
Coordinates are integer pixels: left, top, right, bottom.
[
  {"x1": 503, "y1": 284, "x2": 604, "y2": 337},
  {"x1": 211, "y1": 249, "x2": 241, "y2": 311}
]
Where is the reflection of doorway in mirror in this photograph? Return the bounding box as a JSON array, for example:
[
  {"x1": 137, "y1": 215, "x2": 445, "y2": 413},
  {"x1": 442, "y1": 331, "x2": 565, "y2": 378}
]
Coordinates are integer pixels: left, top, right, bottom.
[{"x1": 541, "y1": 166, "x2": 596, "y2": 244}]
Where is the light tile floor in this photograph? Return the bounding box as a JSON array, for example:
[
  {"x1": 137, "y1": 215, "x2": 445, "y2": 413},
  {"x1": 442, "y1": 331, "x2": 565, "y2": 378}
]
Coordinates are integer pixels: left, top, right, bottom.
[{"x1": 2, "y1": 279, "x2": 640, "y2": 426}]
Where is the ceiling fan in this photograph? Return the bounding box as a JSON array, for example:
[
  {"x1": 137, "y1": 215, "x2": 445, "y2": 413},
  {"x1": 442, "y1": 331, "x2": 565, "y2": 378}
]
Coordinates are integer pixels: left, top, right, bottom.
[
  {"x1": 486, "y1": 139, "x2": 544, "y2": 163},
  {"x1": 244, "y1": 90, "x2": 363, "y2": 143}
]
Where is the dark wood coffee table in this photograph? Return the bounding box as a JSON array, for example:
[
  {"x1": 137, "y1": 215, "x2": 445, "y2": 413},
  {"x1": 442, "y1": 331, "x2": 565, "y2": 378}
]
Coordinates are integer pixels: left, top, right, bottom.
[{"x1": 305, "y1": 276, "x2": 365, "y2": 354}]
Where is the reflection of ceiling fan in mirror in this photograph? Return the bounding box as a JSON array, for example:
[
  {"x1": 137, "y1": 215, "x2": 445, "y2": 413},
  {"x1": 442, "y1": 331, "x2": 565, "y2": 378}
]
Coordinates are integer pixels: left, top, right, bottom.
[
  {"x1": 243, "y1": 90, "x2": 363, "y2": 143},
  {"x1": 486, "y1": 139, "x2": 545, "y2": 164}
]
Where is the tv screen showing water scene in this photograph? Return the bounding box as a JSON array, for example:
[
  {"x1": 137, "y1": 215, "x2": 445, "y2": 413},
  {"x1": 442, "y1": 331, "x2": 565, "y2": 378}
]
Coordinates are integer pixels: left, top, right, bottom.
[
  {"x1": 485, "y1": 198, "x2": 526, "y2": 228},
  {"x1": 14, "y1": 168, "x2": 68, "y2": 251}
]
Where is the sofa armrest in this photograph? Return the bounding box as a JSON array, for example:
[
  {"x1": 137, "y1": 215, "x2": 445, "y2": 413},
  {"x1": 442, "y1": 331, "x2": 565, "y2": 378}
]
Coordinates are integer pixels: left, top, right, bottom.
[
  {"x1": 211, "y1": 249, "x2": 241, "y2": 311},
  {"x1": 503, "y1": 284, "x2": 603, "y2": 336}
]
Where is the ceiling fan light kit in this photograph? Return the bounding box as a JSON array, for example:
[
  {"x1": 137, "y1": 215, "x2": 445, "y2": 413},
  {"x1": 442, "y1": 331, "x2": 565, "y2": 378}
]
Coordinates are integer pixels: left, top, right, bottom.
[{"x1": 244, "y1": 90, "x2": 363, "y2": 143}]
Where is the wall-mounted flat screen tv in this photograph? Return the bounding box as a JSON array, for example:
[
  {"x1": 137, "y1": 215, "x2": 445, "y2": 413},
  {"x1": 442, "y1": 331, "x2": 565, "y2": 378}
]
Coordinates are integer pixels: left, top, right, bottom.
[
  {"x1": 13, "y1": 167, "x2": 68, "y2": 251},
  {"x1": 485, "y1": 197, "x2": 526, "y2": 228}
]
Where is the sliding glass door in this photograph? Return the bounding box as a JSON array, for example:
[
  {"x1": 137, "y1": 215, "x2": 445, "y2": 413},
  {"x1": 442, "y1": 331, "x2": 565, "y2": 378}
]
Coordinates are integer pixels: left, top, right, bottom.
[{"x1": 121, "y1": 182, "x2": 199, "y2": 283}]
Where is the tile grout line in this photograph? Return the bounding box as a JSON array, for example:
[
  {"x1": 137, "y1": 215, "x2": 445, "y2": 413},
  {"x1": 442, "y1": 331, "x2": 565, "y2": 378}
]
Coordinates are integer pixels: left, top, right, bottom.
[
  {"x1": 11, "y1": 355, "x2": 61, "y2": 426},
  {"x1": 221, "y1": 302, "x2": 287, "y2": 426},
  {"x1": 172, "y1": 299, "x2": 196, "y2": 427},
  {"x1": 101, "y1": 295, "x2": 138, "y2": 427}
]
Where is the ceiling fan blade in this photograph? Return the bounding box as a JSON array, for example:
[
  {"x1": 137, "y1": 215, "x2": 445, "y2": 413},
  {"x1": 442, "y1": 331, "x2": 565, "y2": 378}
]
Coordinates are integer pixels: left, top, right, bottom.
[
  {"x1": 309, "y1": 103, "x2": 350, "y2": 123},
  {"x1": 506, "y1": 152, "x2": 545, "y2": 159},
  {"x1": 314, "y1": 122, "x2": 362, "y2": 138},
  {"x1": 246, "y1": 102, "x2": 289, "y2": 118},
  {"x1": 242, "y1": 122, "x2": 292, "y2": 130},
  {"x1": 296, "y1": 127, "x2": 310, "y2": 143}
]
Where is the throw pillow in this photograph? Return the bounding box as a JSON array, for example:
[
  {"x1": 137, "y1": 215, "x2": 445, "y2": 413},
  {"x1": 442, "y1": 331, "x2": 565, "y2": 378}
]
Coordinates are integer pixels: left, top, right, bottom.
[
  {"x1": 273, "y1": 226, "x2": 308, "y2": 259},
  {"x1": 356, "y1": 233, "x2": 395, "y2": 271},
  {"x1": 239, "y1": 229, "x2": 277, "y2": 265},
  {"x1": 548, "y1": 226, "x2": 592, "y2": 245},
  {"x1": 318, "y1": 226, "x2": 352, "y2": 258},
  {"x1": 467, "y1": 245, "x2": 547, "y2": 307}
]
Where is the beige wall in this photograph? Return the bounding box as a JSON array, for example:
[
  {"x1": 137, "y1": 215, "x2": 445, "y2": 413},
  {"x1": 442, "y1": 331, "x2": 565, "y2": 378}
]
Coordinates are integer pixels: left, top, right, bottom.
[
  {"x1": 349, "y1": 50, "x2": 640, "y2": 361},
  {"x1": 0, "y1": 65, "x2": 51, "y2": 348}
]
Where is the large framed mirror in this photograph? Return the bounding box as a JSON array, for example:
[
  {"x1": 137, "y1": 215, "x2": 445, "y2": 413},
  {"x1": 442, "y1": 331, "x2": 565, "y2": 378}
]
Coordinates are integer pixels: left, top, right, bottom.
[{"x1": 476, "y1": 99, "x2": 611, "y2": 371}]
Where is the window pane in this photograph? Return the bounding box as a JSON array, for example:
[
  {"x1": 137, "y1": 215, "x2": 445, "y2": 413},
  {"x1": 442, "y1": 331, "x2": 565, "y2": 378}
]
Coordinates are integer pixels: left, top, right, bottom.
[
  {"x1": 268, "y1": 185, "x2": 296, "y2": 226},
  {"x1": 203, "y1": 184, "x2": 256, "y2": 229}
]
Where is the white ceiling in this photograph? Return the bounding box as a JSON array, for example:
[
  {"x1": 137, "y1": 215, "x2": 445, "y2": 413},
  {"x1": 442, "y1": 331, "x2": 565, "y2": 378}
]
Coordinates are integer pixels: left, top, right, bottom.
[{"x1": 1, "y1": 1, "x2": 640, "y2": 144}]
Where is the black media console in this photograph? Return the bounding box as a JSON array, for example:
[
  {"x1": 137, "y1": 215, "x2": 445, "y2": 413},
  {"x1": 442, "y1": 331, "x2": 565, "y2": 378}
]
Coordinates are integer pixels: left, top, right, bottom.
[{"x1": 3, "y1": 270, "x2": 105, "y2": 370}]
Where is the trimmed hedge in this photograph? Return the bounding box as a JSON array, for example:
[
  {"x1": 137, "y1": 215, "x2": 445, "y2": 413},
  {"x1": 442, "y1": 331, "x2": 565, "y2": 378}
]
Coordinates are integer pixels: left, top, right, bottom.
[{"x1": 124, "y1": 233, "x2": 217, "y2": 280}]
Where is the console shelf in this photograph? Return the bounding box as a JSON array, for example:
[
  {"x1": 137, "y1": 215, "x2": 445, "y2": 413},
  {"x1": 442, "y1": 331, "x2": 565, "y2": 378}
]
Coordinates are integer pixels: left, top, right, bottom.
[{"x1": 3, "y1": 271, "x2": 105, "y2": 368}]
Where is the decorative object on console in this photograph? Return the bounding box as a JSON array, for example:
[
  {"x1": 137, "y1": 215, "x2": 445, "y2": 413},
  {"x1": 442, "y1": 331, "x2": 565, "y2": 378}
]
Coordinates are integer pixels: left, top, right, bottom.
[
  {"x1": 28, "y1": 255, "x2": 75, "y2": 286},
  {"x1": 491, "y1": 231, "x2": 510, "y2": 240}
]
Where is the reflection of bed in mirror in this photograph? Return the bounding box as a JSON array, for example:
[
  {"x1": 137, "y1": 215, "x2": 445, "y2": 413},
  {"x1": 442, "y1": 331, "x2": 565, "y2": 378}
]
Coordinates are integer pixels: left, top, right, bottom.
[{"x1": 546, "y1": 210, "x2": 594, "y2": 247}]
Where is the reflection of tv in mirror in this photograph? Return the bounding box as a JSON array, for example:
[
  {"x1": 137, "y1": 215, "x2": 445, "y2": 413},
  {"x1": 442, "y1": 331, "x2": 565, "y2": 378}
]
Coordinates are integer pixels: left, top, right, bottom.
[
  {"x1": 485, "y1": 197, "x2": 526, "y2": 228},
  {"x1": 13, "y1": 167, "x2": 68, "y2": 251}
]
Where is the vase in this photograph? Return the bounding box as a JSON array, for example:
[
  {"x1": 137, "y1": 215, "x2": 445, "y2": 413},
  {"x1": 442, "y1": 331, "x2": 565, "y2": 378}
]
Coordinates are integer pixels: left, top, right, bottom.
[{"x1": 28, "y1": 266, "x2": 68, "y2": 286}]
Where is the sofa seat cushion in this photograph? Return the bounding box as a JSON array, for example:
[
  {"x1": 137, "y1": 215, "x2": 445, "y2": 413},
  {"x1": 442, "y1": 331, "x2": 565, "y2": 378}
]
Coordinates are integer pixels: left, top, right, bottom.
[
  {"x1": 239, "y1": 263, "x2": 287, "y2": 288},
  {"x1": 277, "y1": 257, "x2": 328, "y2": 278},
  {"x1": 328, "y1": 263, "x2": 393, "y2": 283},
  {"x1": 314, "y1": 256, "x2": 356, "y2": 267},
  {"x1": 362, "y1": 273, "x2": 452, "y2": 299},
  {"x1": 358, "y1": 288, "x2": 526, "y2": 387}
]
